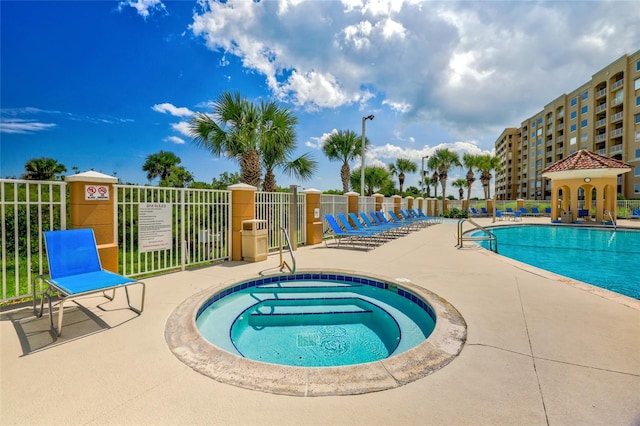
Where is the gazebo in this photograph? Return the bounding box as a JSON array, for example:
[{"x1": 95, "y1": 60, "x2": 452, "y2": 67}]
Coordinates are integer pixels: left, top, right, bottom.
[{"x1": 541, "y1": 150, "x2": 631, "y2": 223}]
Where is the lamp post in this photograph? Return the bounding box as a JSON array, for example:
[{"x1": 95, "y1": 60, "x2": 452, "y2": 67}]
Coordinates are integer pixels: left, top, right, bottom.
[
  {"x1": 360, "y1": 114, "x2": 375, "y2": 196},
  {"x1": 420, "y1": 155, "x2": 429, "y2": 197}
]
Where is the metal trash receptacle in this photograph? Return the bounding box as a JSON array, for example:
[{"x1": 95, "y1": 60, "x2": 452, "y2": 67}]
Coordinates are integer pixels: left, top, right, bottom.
[
  {"x1": 561, "y1": 211, "x2": 572, "y2": 224},
  {"x1": 241, "y1": 219, "x2": 268, "y2": 262}
]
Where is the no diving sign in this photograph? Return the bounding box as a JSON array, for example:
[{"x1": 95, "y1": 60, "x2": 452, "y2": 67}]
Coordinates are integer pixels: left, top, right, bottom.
[{"x1": 85, "y1": 184, "x2": 110, "y2": 200}]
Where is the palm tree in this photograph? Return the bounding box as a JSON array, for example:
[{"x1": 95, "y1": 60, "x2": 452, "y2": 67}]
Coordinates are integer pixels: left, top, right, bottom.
[
  {"x1": 142, "y1": 151, "x2": 181, "y2": 182},
  {"x1": 322, "y1": 130, "x2": 369, "y2": 193},
  {"x1": 477, "y1": 154, "x2": 503, "y2": 199},
  {"x1": 388, "y1": 158, "x2": 417, "y2": 196},
  {"x1": 428, "y1": 149, "x2": 461, "y2": 214},
  {"x1": 462, "y1": 153, "x2": 481, "y2": 210},
  {"x1": 22, "y1": 157, "x2": 67, "y2": 181},
  {"x1": 190, "y1": 91, "x2": 264, "y2": 187},
  {"x1": 452, "y1": 178, "x2": 467, "y2": 200},
  {"x1": 259, "y1": 101, "x2": 317, "y2": 192},
  {"x1": 421, "y1": 176, "x2": 434, "y2": 198},
  {"x1": 349, "y1": 165, "x2": 393, "y2": 196}
]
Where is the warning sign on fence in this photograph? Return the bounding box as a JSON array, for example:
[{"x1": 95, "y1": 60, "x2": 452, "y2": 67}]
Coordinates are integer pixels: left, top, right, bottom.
[
  {"x1": 138, "y1": 203, "x2": 173, "y2": 252},
  {"x1": 85, "y1": 184, "x2": 110, "y2": 200}
]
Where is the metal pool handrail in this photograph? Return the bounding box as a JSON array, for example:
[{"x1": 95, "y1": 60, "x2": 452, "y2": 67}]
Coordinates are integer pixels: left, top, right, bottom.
[
  {"x1": 456, "y1": 218, "x2": 498, "y2": 253},
  {"x1": 259, "y1": 226, "x2": 296, "y2": 276}
]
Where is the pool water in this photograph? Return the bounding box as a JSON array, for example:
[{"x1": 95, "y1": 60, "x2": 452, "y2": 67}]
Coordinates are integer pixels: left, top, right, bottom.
[
  {"x1": 474, "y1": 225, "x2": 640, "y2": 299},
  {"x1": 196, "y1": 279, "x2": 436, "y2": 367}
]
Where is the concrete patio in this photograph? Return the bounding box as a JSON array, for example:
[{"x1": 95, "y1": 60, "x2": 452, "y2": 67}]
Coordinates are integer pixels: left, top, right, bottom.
[{"x1": 2, "y1": 218, "x2": 639, "y2": 425}]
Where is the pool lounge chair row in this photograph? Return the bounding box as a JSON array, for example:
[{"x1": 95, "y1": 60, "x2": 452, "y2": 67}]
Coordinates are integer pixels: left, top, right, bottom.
[{"x1": 324, "y1": 209, "x2": 439, "y2": 250}]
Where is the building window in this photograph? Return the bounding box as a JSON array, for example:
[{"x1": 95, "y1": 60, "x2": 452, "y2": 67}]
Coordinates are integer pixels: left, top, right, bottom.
[
  {"x1": 636, "y1": 114, "x2": 640, "y2": 124},
  {"x1": 581, "y1": 105, "x2": 588, "y2": 114},
  {"x1": 635, "y1": 166, "x2": 640, "y2": 176},
  {"x1": 537, "y1": 138, "x2": 542, "y2": 145},
  {"x1": 581, "y1": 132, "x2": 588, "y2": 142},
  {"x1": 636, "y1": 130, "x2": 640, "y2": 142},
  {"x1": 637, "y1": 61, "x2": 640, "y2": 72},
  {"x1": 570, "y1": 149, "x2": 576, "y2": 154},
  {"x1": 581, "y1": 90, "x2": 588, "y2": 101},
  {"x1": 531, "y1": 141, "x2": 535, "y2": 148},
  {"x1": 531, "y1": 131, "x2": 535, "y2": 138},
  {"x1": 570, "y1": 97, "x2": 577, "y2": 106},
  {"x1": 635, "y1": 184, "x2": 640, "y2": 194},
  {"x1": 635, "y1": 78, "x2": 640, "y2": 90},
  {"x1": 570, "y1": 124, "x2": 577, "y2": 132},
  {"x1": 581, "y1": 119, "x2": 588, "y2": 128},
  {"x1": 636, "y1": 150, "x2": 640, "y2": 160},
  {"x1": 537, "y1": 118, "x2": 542, "y2": 125},
  {"x1": 537, "y1": 128, "x2": 542, "y2": 136},
  {"x1": 570, "y1": 111, "x2": 577, "y2": 120},
  {"x1": 570, "y1": 136, "x2": 577, "y2": 145},
  {"x1": 538, "y1": 149, "x2": 542, "y2": 156},
  {"x1": 531, "y1": 120, "x2": 536, "y2": 127},
  {"x1": 637, "y1": 95, "x2": 640, "y2": 106}
]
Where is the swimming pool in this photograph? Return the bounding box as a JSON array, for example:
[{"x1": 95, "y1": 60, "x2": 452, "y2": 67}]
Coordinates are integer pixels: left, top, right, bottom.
[
  {"x1": 165, "y1": 270, "x2": 467, "y2": 396},
  {"x1": 196, "y1": 277, "x2": 435, "y2": 367},
  {"x1": 473, "y1": 225, "x2": 640, "y2": 299}
]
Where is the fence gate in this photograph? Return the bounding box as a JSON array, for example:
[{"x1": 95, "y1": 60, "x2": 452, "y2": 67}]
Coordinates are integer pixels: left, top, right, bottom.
[{"x1": 116, "y1": 185, "x2": 231, "y2": 277}]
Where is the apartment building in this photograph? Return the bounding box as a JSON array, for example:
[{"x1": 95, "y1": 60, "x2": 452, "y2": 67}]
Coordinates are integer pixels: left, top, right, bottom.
[{"x1": 495, "y1": 50, "x2": 640, "y2": 200}]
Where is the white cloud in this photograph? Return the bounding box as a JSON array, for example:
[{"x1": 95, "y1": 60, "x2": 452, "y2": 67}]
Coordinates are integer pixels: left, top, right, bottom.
[
  {"x1": 152, "y1": 103, "x2": 194, "y2": 117},
  {"x1": 189, "y1": 0, "x2": 640, "y2": 149},
  {"x1": 171, "y1": 121, "x2": 191, "y2": 137},
  {"x1": 164, "y1": 136, "x2": 185, "y2": 145},
  {"x1": 118, "y1": 0, "x2": 166, "y2": 18},
  {"x1": 0, "y1": 118, "x2": 56, "y2": 134}
]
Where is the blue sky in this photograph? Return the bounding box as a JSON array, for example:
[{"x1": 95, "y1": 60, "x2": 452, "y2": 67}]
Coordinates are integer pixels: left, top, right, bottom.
[{"x1": 2, "y1": 0, "x2": 639, "y2": 196}]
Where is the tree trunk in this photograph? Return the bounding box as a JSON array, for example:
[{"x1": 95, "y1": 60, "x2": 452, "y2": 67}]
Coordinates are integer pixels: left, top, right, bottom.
[
  {"x1": 263, "y1": 168, "x2": 276, "y2": 192},
  {"x1": 399, "y1": 173, "x2": 405, "y2": 196},
  {"x1": 240, "y1": 149, "x2": 262, "y2": 187},
  {"x1": 340, "y1": 162, "x2": 350, "y2": 193}
]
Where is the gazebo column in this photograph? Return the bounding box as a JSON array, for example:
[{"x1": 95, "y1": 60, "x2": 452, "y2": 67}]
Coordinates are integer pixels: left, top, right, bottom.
[
  {"x1": 584, "y1": 184, "x2": 593, "y2": 220},
  {"x1": 550, "y1": 183, "x2": 559, "y2": 221},
  {"x1": 595, "y1": 183, "x2": 605, "y2": 222},
  {"x1": 569, "y1": 183, "x2": 579, "y2": 222}
]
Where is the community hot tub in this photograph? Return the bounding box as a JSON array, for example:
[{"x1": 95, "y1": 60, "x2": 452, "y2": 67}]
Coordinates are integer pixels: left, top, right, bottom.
[{"x1": 165, "y1": 270, "x2": 466, "y2": 396}]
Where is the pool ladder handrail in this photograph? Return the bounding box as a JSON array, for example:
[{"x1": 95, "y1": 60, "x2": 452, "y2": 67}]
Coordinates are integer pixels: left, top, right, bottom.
[
  {"x1": 456, "y1": 218, "x2": 498, "y2": 253},
  {"x1": 605, "y1": 210, "x2": 617, "y2": 230},
  {"x1": 259, "y1": 226, "x2": 296, "y2": 276}
]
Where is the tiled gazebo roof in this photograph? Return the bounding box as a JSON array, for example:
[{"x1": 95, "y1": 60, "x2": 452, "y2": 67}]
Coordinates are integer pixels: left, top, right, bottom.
[{"x1": 542, "y1": 149, "x2": 631, "y2": 174}]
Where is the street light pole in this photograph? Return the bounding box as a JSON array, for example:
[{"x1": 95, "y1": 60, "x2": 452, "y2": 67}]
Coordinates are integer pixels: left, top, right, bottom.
[
  {"x1": 360, "y1": 114, "x2": 374, "y2": 196},
  {"x1": 421, "y1": 155, "x2": 429, "y2": 197}
]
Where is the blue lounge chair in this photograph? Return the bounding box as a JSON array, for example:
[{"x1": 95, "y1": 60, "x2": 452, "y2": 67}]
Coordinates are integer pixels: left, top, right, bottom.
[
  {"x1": 337, "y1": 213, "x2": 384, "y2": 239},
  {"x1": 365, "y1": 212, "x2": 411, "y2": 235},
  {"x1": 519, "y1": 207, "x2": 529, "y2": 216},
  {"x1": 399, "y1": 209, "x2": 429, "y2": 227},
  {"x1": 469, "y1": 207, "x2": 480, "y2": 217},
  {"x1": 496, "y1": 210, "x2": 504, "y2": 221},
  {"x1": 506, "y1": 207, "x2": 514, "y2": 213},
  {"x1": 481, "y1": 207, "x2": 490, "y2": 216},
  {"x1": 33, "y1": 229, "x2": 145, "y2": 336},
  {"x1": 545, "y1": 207, "x2": 552, "y2": 216},
  {"x1": 348, "y1": 213, "x2": 396, "y2": 240},
  {"x1": 388, "y1": 211, "x2": 421, "y2": 229},
  {"x1": 530, "y1": 207, "x2": 542, "y2": 216},
  {"x1": 324, "y1": 214, "x2": 378, "y2": 249},
  {"x1": 630, "y1": 209, "x2": 640, "y2": 220}
]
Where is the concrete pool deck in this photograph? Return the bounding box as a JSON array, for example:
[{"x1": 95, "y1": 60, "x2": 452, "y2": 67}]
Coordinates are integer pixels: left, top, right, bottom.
[{"x1": 2, "y1": 217, "x2": 639, "y2": 425}]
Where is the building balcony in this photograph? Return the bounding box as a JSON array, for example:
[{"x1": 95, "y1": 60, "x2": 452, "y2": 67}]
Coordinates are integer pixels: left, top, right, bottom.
[
  {"x1": 557, "y1": 135, "x2": 564, "y2": 143},
  {"x1": 611, "y1": 98, "x2": 623, "y2": 106},
  {"x1": 597, "y1": 148, "x2": 606, "y2": 155},
  {"x1": 611, "y1": 128, "x2": 623, "y2": 138},
  {"x1": 595, "y1": 118, "x2": 607, "y2": 128},
  {"x1": 596, "y1": 88, "x2": 607, "y2": 98},
  {"x1": 611, "y1": 111, "x2": 624, "y2": 123},
  {"x1": 595, "y1": 133, "x2": 606, "y2": 142},
  {"x1": 611, "y1": 79, "x2": 624, "y2": 90},
  {"x1": 610, "y1": 144, "x2": 623, "y2": 154},
  {"x1": 596, "y1": 103, "x2": 607, "y2": 113}
]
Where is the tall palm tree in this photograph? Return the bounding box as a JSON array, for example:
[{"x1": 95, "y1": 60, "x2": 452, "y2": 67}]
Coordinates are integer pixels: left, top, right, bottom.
[
  {"x1": 421, "y1": 176, "x2": 434, "y2": 198},
  {"x1": 452, "y1": 178, "x2": 467, "y2": 200},
  {"x1": 477, "y1": 154, "x2": 503, "y2": 199},
  {"x1": 322, "y1": 130, "x2": 369, "y2": 193},
  {"x1": 259, "y1": 101, "x2": 317, "y2": 192},
  {"x1": 428, "y1": 149, "x2": 461, "y2": 214},
  {"x1": 142, "y1": 150, "x2": 181, "y2": 182},
  {"x1": 190, "y1": 91, "x2": 264, "y2": 187},
  {"x1": 349, "y1": 165, "x2": 393, "y2": 196},
  {"x1": 388, "y1": 158, "x2": 417, "y2": 196},
  {"x1": 462, "y1": 153, "x2": 481, "y2": 210},
  {"x1": 22, "y1": 157, "x2": 67, "y2": 181}
]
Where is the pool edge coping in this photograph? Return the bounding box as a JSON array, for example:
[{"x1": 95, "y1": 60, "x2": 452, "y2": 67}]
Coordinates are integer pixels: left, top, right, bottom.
[{"x1": 164, "y1": 268, "x2": 467, "y2": 397}]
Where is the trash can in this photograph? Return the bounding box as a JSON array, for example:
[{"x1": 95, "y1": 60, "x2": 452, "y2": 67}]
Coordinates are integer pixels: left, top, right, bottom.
[
  {"x1": 561, "y1": 211, "x2": 572, "y2": 224},
  {"x1": 241, "y1": 219, "x2": 268, "y2": 262}
]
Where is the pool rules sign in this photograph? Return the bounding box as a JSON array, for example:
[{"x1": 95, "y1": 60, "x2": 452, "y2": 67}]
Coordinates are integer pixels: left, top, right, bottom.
[{"x1": 138, "y1": 203, "x2": 173, "y2": 252}]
